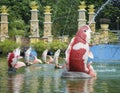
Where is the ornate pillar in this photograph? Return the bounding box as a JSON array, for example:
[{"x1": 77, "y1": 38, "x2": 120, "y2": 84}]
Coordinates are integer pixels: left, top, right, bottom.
[
  {"x1": 88, "y1": 5, "x2": 96, "y2": 32},
  {"x1": 99, "y1": 18, "x2": 110, "y2": 44},
  {"x1": 29, "y1": 1, "x2": 40, "y2": 44},
  {"x1": 43, "y1": 6, "x2": 53, "y2": 42},
  {"x1": 0, "y1": 5, "x2": 9, "y2": 41},
  {"x1": 78, "y1": 1, "x2": 86, "y2": 29},
  {"x1": 30, "y1": 1, "x2": 39, "y2": 38}
]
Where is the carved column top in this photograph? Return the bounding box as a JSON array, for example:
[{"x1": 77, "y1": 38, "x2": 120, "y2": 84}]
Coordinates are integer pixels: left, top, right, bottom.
[
  {"x1": 44, "y1": 6, "x2": 52, "y2": 13},
  {"x1": 78, "y1": 1, "x2": 86, "y2": 10},
  {"x1": 30, "y1": 1, "x2": 38, "y2": 10},
  {"x1": 1, "y1": 5, "x2": 8, "y2": 14},
  {"x1": 88, "y1": 5, "x2": 95, "y2": 14}
]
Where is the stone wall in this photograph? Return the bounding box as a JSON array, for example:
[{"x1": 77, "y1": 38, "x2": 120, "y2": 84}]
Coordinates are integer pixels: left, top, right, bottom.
[{"x1": 91, "y1": 31, "x2": 118, "y2": 45}]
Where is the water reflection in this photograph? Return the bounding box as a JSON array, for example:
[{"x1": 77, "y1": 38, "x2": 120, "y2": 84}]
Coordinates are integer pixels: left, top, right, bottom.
[
  {"x1": 5, "y1": 64, "x2": 99, "y2": 93},
  {"x1": 24, "y1": 65, "x2": 42, "y2": 93},
  {"x1": 0, "y1": 59, "x2": 120, "y2": 93},
  {"x1": 8, "y1": 74, "x2": 24, "y2": 93},
  {"x1": 42, "y1": 64, "x2": 51, "y2": 93},
  {"x1": 65, "y1": 78, "x2": 96, "y2": 93},
  {"x1": 24, "y1": 64, "x2": 64, "y2": 93}
]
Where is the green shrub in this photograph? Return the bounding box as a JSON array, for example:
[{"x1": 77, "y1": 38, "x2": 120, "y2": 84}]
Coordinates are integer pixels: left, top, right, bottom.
[
  {"x1": 31, "y1": 40, "x2": 48, "y2": 56},
  {"x1": 0, "y1": 39, "x2": 19, "y2": 55},
  {"x1": 50, "y1": 40, "x2": 67, "y2": 50},
  {"x1": 32, "y1": 40, "x2": 68, "y2": 57},
  {"x1": 108, "y1": 32, "x2": 118, "y2": 43},
  {"x1": 49, "y1": 40, "x2": 68, "y2": 57}
]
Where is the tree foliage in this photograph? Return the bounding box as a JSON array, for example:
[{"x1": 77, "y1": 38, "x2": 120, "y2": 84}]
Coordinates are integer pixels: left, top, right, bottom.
[
  {"x1": 0, "y1": 39, "x2": 19, "y2": 55},
  {"x1": 9, "y1": 19, "x2": 27, "y2": 38},
  {"x1": 31, "y1": 40, "x2": 67, "y2": 56},
  {"x1": 0, "y1": 0, "x2": 120, "y2": 37}
]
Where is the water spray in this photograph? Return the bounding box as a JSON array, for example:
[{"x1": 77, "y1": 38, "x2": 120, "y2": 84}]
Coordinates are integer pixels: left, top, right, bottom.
[{"x1": 89, "y1": 0, "x2": 112, "y2": 26}]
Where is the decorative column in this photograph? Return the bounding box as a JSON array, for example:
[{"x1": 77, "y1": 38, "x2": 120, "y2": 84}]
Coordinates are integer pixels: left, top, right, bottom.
[
  {"x1": 0, "y1": 5, "x2": 9, "y2": 41},
  {"x1": 29, "y1": 1, "x2": 39, "y2": 43},
  {"x1": 100, "y1": 18, "x2": 110, "y2": 44},
  {"x1": 43, "y1": 6, "x2": 53, "y2": 42},
  {"x1": 88, "y1": 5, "x2": 96, "y2": 32},
  {"x1": 78, "y1": 1, "x2": 86, "y2": 29}
]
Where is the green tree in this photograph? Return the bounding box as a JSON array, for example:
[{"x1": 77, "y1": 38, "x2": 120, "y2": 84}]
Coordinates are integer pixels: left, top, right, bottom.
[
  {"x1": 0, "y1": 0, "x2": 120, "y2": 37},
  {"x1": 0, "y1": 39, "x2": 19, "y2": 55},
  {"x1": 9, "y1": 19, "x2": 28, "y2": 38}
]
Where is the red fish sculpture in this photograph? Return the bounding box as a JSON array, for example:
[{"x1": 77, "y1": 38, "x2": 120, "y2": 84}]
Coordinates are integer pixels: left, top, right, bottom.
[
  {"x1": 65, "y1": 25, "x2": 96, "y2": 77},
  {"x1": 7, "y1": 48, "x2": 26, "y2": 72}
]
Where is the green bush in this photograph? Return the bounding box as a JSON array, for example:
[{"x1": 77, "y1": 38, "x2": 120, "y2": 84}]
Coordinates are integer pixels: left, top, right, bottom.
[
  {"x1": 50, "y1": 40, "x2": 68, "y2": 57},
  {"x1": 0, "y1": 39, "x2": 19, "y2": 55},
  {"x1": 31, "y1": 40, "x2": 48, "y2": 56},
  {"x1": 50, "y1": 40, "x2": 67, "y2": 51},
  {"x1": 108, "y1": 32, "x2": 118, "y2": 43},
  {"x1": 32, "y1": 40, "x2": 68, "y2": 57}
]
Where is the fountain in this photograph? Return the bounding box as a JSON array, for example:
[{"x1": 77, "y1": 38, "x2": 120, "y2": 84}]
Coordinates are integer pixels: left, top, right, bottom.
[
  {"x1": 1, "y1": 56, "x2": 120, "y2": 93},
  {"x1": 90, "y1": 44, "x2": 120, "y2": 62},
  {"x1": 61, "y1": 0, "x2": 120, "y2": 79},
  {"x1": 0, "y1": 1, "x2": 120, "y2": 93},
  {"x1": 89, "y1": 0, "x2": 120, "y2": 62},
  {"x1": 61, "y1": 25, "x2": 96, "y2": 78},
  {"x1": 89, "y1": 0, "x2": 112, "y2": 25}
]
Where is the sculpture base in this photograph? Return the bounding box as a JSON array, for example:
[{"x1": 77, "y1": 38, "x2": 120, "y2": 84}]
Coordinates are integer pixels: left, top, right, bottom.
[
  {"x1": 8, "y1": 68, "x2": 16, "y2": 74},
  {"x1": 61, "y1": 71, "x2": 91, "y2": 79},
  {"x1": 8, "y1": 67, "x2": 25, "y2": 74}
]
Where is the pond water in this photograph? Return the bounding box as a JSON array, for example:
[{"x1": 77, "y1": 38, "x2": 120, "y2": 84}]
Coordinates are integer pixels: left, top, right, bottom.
[{"x1": 0, "y1": 57, "x2": 120, "y2": 93}]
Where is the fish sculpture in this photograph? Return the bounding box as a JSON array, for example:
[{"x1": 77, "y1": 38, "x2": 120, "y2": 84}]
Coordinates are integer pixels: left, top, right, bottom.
[
  {"x1": 7, "y1": 48, "x2": 26, "y2": 72},
  {"x1": 25, "y1": 47, "x2": 32, "y2": 65},
  {"x1": 7, "y1": 51, "x2": 15, "y2": 71},
  {"x1": 54, "y1": 49, "x2": 61, "y2": 65},
  {"x1": 33, "y1": 56, "x2": 42, "y2": 64},
  {"x1": 42, "y1": 49, "x2": 48, "y2": 63},
  {"x1": 54, "y1": 49, "x2": 62, "y2": 69},
  {"x1": 65, "y1": 25, "x2": 96, "y2": 77},
  {"x1": 47, "y1": 55, "x2": 54, "y2": 64}
]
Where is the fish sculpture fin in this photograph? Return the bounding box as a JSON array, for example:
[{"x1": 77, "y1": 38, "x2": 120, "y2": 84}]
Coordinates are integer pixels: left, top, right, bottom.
[{"x1": 89, "y1": 51, "x2": 94, "y2": 59}]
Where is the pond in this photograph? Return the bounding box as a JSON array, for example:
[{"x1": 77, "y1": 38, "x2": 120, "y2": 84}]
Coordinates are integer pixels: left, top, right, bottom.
[{"x1": 0, "y1": 57, "x2": 120, "y2": 93}]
